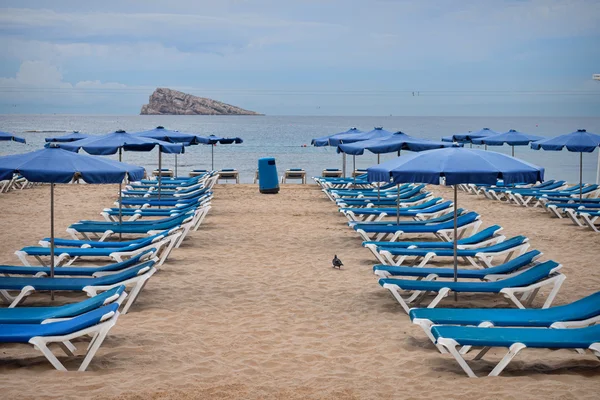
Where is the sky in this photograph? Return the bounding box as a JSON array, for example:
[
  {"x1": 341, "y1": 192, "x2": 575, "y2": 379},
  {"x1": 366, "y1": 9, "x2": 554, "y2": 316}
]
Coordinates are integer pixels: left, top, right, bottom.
[{"x1": 0, "y1": 0, "x2": 599, "y2": 116}]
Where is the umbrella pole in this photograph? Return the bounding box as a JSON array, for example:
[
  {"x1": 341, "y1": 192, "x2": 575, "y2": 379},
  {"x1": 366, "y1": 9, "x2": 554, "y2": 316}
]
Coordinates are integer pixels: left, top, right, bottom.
[
  {"x1": 175, "y1": 154, "x2": 178, "y2": 177},
  {"x1": 596, "y1": 149, "x2": 600, "y2": 185},
  {"x1": 485, "y1": 144, "x2": 488, "y2": 151},
  {"x1": 211, "y1": 145, "x2": 214, "y2": 170},
  {"x1": 377, "y1": 154, "x2": 381, "y2": 201},
  {"x1": 579, "y1": 152, "x2": 583, "y2": 204},
  {"x1": 118, "y1": 148, "x2": 122, "y2": 240},
  {"x1": 352, "y1": 155, "x2": 356, "y2": 188},
  {"x1": 342, "y1": 153, "x2": 346, "y2": 177},
  {"x1": 396, "y1": 184, "x2": 400, "y2": 225},
  {"x1": 453, "y1": 185, "x2": 458, "y2": 301},
  {"x1": 158, "y1": 150, "x2": 162, "y2": 208},
  {"x1": 50, "y1": 182, "x2": 55, "y2": 300},
  {"x1": 512, "y1": 145, "x2": 515, "y2": 157}
]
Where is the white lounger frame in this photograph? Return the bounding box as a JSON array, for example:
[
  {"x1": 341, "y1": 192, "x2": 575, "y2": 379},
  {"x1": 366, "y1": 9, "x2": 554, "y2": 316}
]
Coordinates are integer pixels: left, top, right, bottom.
[
  {"x1": 355, "y1": 217, "x2": 482, "y2": 243},
  {"x1": 381, "y1": 265, "x2": 565, "y2": 314},
  {"x1": 377, "y1": 239, "x2": 529, "y2": 269},
  {"x1": 0, "y1": 264, "x2": 157, "y2": 314}
]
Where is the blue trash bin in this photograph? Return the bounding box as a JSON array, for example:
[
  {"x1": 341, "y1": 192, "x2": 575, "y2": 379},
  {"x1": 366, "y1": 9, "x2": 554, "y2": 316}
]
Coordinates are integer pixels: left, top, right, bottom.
[{"x1": 258, "y1": 157, "x2": 280, "y2": 194}]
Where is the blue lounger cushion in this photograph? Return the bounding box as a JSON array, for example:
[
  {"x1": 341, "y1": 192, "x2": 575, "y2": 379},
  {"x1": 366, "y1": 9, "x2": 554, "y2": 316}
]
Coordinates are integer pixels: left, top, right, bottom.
[
  {"x1": 45, "y1": 235, "x2": 165, "y2": 248},
  {"x1": 0, "y1": 303, "x2": 119, "y2": 343},
  {"x1": 431, "y1": 324, "x2": 600, "y2": 348},
  {"x1": 374, "y1": 250, "x2": 540, "y2": 278},
  {"x1": 349, "y1": 209, "x2": 463, "y2": 226},
  {"x1": 409, "y1": 290, "x2": 600, "y2": 327},
  {"x1": 363, "y1": 225, "x2": 502, "y2": 249},
  {"x1": 0, "y1": 286, "x2": 125, "y2": 324},
  {"x1": 378, "y1": 260, "x2": 559, "y2": 293},
  {"x1": 378, "y1": 235, "x2": 527, "y2": 257},
  {"x1": 343, "y1": 201, "x2": 450, "y2": 217},
  {"x1": 355, "y1": 212, "x2": 479, "y2": 233},
  {"x1": 0, "y1": 262, "x2": 153, "y2": 291},
  {"x1": 0, "y1": 251, "x2": 153, "y2": 276}
]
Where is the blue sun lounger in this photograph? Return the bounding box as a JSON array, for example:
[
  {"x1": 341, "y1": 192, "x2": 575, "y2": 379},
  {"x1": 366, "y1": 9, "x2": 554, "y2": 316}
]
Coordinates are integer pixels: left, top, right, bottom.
[
  {"x1": 17, "y1": 228, "x2": 180, "y2": 266},
  {"x1": 432, "y1": 324, "x2": 600, "y2": 377},
  {"x1": 378, "y1": 260, "x2": 565, "y2": 313},
  {"x1": 336, "y1": 192, "x2": 433, "y2": 208},
  {"x1": 374, "y1": 249, "x2": 541, "y2": 279},
  {"x1": 120, "y1": 192, "x2": 212, "y2": 207},
  {"x1": 353, "y1": 211, "x2": 482, "y2": 242},
  {"x1": 340, "y1": 200, "x2": 451, "y2": 222},
  {"x1": 362, "y1": 225, "x2": 504, "y2": 263},
  {"x1": 0, "y1": 261, "x2": 157, "y2": 313},
  {"x1": 375, "y1": 235, "x2": 530, "y2": 268},
  {"x1": 4, "y1": 250, "x2": 157, "y2": 276},
  {"x1": 0, "y1": 303, "x2": 121, "y2": 371},
  {"x1": 335, "y1": 184, "x2": 426, "y2": 203},
  {"x1": 67, "y1": 212, "x2": 196, "y2": 242},
  {"x1": 0, "y1": 286, "x2": 126, "y2": 324},
  {"x1": 347, "y1": 208, "x2": 465, "y2": 228},
  {"x1": 410, "y1": 290, "x2": 600, "y2": 348}
]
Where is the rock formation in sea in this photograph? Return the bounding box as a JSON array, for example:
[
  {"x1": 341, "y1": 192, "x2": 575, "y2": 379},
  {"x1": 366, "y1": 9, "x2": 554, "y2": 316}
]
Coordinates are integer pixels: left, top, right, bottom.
[{"x1": 140, "y1": 88, "x2": 262, "y2": 115}]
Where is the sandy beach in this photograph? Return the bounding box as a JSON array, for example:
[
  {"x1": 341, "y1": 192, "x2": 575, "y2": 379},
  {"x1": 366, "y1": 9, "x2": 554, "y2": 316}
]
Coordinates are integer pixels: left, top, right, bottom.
[{"x1": 1, "y1": 183, "x2": 600, "y2": 399}]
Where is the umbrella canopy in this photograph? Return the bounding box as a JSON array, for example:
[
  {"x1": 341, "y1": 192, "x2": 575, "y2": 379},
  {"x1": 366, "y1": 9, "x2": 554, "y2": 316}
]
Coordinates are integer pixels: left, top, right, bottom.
[
  {"x1": 133, "y1": 126, "x2": 200, "y2": 145},
  {"x1": 328, "y1": 127, "x2": 394, "y2": 146},
  {"x1": 0, "y1": 146, "x2": 145, "y2": 183},
  {"x1": 367, "y1": 147, "x2": 544, "y2": 291},
  {"x1": 44, "y1": 131, "x2": 89, "y2": 143},
  {"x1": 338, "y1": 131, "x2": 460, "y2": 155},
  {"x1": 195, "y1": 135, "x2": 243, "y2": 170},
  {"x1": 368, "y1": 147, "x2": 544, "y2": 185},
  {"x1": 311, "y1": 128, "x2": 362, "y2": 147},
  {"x1": 452, "y1": 128, "x2": 500, "y2": 143},
  {"x1": 0, "y1": 130, "x2": 26, "y2": 144},
  {"x1": 56, "y1": 130, "x2": 184, "y2": 155},
  {"x1": 0, "y1": 144, "x2": 145, "y2": 284},
  {"x1": 531, "y1": 129, "x2": 600, "y2": 195},
  {"x1": 530, "y1": 129, "x2": 600, "y2": 152},
  {"x1": 441, "y1": 135, "x2": 456, "y2": 143},
  {"x1": 472, "y1": 130, "x2": 545, "y2": 146}
]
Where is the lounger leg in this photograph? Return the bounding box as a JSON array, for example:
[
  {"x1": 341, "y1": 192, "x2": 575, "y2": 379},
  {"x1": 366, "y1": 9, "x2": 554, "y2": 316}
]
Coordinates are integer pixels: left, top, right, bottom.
[
  {"x1": 365, "y1": 244, "x2": 387, "y2": 264},
  {"x1": 58, "y1": 341, "x2": 77, "y2": 357},
  {"x1": 8, "y1": 285, "x2": 35, "y2": 307},
  {"x1": 489, "y1": 343, "x2": 526, "y2": 377},
  {"x1": 473, "y1": 346, "x2": 492, "y2": 360},
  {"x1": 121, "y1": 275, "x2": 150, "y2": 314},
  {"x1": 427, "y1": 288, "x2": 451, "y2": 308},
  {"x1": 459, "y1": 322, "x2": 495, "y2": 355},
  {"x1": 382, "y1": 284, "x2": 412, "y2": 314},
  {"x1": 412, "y1": 319, "x2": 447, "y2": 353},
  {"x1": 79, "y1": 323, "x2": 115, "y2": 371},
  {"x1": 29, "y1": 339, "x2": 68, "y2": 371},
  {"x1": 437, "y1": 338, "x2": 478, "y2": 378}
]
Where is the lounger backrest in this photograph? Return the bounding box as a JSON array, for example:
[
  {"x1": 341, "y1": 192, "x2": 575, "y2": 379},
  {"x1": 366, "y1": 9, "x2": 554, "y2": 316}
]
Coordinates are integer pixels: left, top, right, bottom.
[
  {"x1": 48, "y1": 286, "x2": 126, "y2": 319},
  {"x1": 481, "y1": 250, "x2": 541, "y2": 275},
  {"x1": 486, "y1": 260, "x2": 559, "y2": 290},
  {"x1": 40, "y1": 303, "x2": 120, "y2": 337},
  {"x1": 95, "y1": 260, "x2": 155, "y2": 285},
  {"x1": 458, "y1": 225, "x2": 502, "y2": 245},
  {"x1": 478, "y1": 235, "x2": 527, "y2": 252}
]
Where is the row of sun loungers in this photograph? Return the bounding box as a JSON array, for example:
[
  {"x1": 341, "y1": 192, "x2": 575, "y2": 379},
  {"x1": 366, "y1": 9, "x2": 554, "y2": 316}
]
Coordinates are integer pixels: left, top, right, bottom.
[
  {"x1": 0, "y1": 171, "x2": 217, "y2": 370},
  {"x1": 461, "y1": 179, "x2": 600, "y2": 232},
  {"x1": 0, "y1": 174, "x2": 39, "y2": 193},
  {"x1": 314, "y1": 172, "x2": 599, "y2": 377}
]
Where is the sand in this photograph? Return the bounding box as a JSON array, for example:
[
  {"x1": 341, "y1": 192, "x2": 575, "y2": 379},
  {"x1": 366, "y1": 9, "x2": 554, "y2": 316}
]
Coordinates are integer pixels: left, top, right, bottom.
[{"x1": 0, "y1": 183, "x2": 599, "y2": 399}]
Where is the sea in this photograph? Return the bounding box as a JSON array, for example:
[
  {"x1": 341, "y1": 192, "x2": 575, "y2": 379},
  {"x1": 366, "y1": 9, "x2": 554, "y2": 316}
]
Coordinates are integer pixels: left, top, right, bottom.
[{"x1": 1, "y1": 115, "x2": 599, "y2": 184}]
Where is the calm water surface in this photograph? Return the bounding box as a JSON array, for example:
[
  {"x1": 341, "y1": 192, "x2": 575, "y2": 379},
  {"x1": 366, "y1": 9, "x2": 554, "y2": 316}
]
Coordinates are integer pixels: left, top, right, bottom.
[{"x1": 1, "y1": 115, "x2": 599, "y2": 184}]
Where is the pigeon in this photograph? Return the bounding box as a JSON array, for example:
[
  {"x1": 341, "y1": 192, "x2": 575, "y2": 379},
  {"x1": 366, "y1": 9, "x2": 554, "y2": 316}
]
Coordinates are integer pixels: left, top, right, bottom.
[{"x1": 332, "y1": 255, "x2": 343, "y2": 269}]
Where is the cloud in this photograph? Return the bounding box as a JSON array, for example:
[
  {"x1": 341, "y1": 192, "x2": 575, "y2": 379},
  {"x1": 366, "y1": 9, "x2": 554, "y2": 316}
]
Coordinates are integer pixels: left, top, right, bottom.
[{"x1": 0, "y1": 60, "x2": 129, "y2": 89}]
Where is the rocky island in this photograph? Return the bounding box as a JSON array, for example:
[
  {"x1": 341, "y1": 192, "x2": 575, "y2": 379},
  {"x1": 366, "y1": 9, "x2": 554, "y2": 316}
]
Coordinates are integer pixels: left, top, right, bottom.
[{"x1": 140, "y1": 88, "x2": 262, "y2": 115}]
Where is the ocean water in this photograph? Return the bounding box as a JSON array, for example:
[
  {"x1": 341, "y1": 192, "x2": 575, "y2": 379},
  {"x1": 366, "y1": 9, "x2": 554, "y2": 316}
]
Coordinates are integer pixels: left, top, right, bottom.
[{"x1": 1, "y1": 115, "x2": 599, "y2": 184}]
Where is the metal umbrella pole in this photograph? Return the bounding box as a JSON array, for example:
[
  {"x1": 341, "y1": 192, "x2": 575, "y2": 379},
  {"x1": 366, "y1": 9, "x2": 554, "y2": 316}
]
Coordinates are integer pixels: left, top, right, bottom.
[
  {"x1": 396, "y1": 183, "x2": 400, "y2": 224},
  {"x1": 118, "y1": 148, "x2": 123, "y2": 240},
  {"x1": 453, "y1": 185, "x2": 458, "y2": 301},
  {"x1": 512, "y1": 145, "x2": 515, "y2": 157},
  {"x1": 596, "y1": 149, "x2": 600, "y2": 185},
  {"x1": 579, "y1": 152, "x2": 583, "y2": 204},
  {"x1": 50, "y1": 182, "x2": 55, "y2": 300},
  {"x1": 377, "y1": 154, "x2": 381, "y2": 201},
  {"x1": 211, "y1": 144, "x2": 215, "y2": 170},
  {"x1": 158, "y1": 149, "x2": 162, "y2": 208},
  {"x1": 352, "y1": 155, "x2": 356, "y2": 188},
  {"x1": 342, "y1": 153, "x2": 347, "y2": 177},
  {"x1": 175, "y1": 154, "x2": 178, "y2": 177}
]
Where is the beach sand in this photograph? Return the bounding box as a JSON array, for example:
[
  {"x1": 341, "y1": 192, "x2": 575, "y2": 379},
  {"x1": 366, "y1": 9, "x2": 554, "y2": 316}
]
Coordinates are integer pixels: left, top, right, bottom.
[{"x1": 1, "y1": 183, "x2": 599, "y2": 399}]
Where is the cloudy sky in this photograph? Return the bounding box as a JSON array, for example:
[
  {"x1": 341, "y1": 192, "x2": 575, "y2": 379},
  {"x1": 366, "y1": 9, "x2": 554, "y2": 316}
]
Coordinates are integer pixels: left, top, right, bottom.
[{"x1": 0, "y1": 0, "x2": 599, "y2": 115}]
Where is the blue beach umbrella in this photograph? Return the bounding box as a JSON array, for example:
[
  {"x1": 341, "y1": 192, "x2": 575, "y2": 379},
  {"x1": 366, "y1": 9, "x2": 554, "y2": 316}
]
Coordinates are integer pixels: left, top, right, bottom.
[
  {"x1": 196, "y1": 135, "x2": 244, "y2": 170},
  {"x1": 471, "y1": 129, "x2": 545, "y2": 156},
  {"x1": 312, "y1": 128, "x2": 363, "y2": 176},
  {"x1": 0, "y1": 144, "x2": 145, "y2": 280},
  {"x1": 531, "y1": 129, "x2": 600, "y2": 200},
  {"x1": 367, "y1": 147, "x2": 544, "y2": 286},
  {"x1": 44, "y1": 131, "x2": 89, "y2": 143},
  {"x1": 134, "y1": 126, "x2": 202, "y2": 176},
  {"x1": 0, "y1": 130, "x2": 26, "y2": 144},
  {"x1": 55, "y1": 130, "x2": 183, "y2": 202},
  {"x1": 452, "y1": 128, "x2": 500, "y2": 143},
  {"x1": 330, "y1": 127, "x2": 395, "y2": 181}
]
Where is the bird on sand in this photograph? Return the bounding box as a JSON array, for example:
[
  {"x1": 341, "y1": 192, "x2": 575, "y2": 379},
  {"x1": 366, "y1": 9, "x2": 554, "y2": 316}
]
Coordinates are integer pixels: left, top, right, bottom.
[{"x1": 332, "y1": 255, "x2": 343, "y2": 269}]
